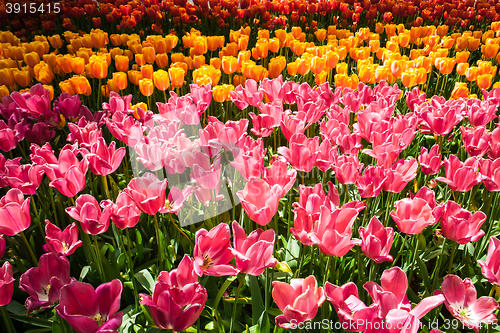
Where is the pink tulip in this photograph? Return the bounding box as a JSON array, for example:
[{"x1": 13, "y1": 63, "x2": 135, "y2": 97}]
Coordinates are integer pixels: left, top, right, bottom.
[
  {"x1": 55, "y1": 93, "x2": 82, "y2": 119},
  {"x1": 105, "y1": 111, "x2": 143, "y2": 147},
  {"x1": 263, "y1": 159, "x2": 297, "y2": 197},
  {"x1": 3, "y1": 163, "x2": 45, "y2": 195},
  {"x1": 382, "y1": 158, "x2": 418, "y2": 193},
  {"x1": 272, "y1": 275, "x2": 326, "y2": 329},
  {"x1": 259, "y1": 76, "x2": 284, "y2": 102},
  {"x1": 123, "y1": 173, "x2": 167, "y2": 215},
  {"x1": 46, "y1": 148, "x2": 88, "y2": 198},
  {"x1": 190, "y1": 153, "x2": 222, "y2": 190},
  {"x1": 0, "y1": 188, "x2": 31, "y2": 236},
  {"x1": 390, "y1": 197, "x2": 436, "y2": 234},
  {"x1": 316, "y1": 206, "x2": 361, "y2": 257},
  {"x1": 230, "y1": 142, "x2": 265, "y2": 180},
  {"x1": 108, "y1": 192, "x2": 142, "y2": 229},
  {"x1": 25, "y1": 122, "x2": 56, "y2": 146},
  {"x1": 65, "y1": 195, "x2": 112, "y2": 235},
  {"x1": 277, "y1": 133, "x2": 319, "y2": 173},
  {"x1": 324, "y1": 282, "x2": 361, "y2": 329},
  {"x1": 355, "y1": 165, "x2": 387, "y2": 198},
  {"x1": 67, "y1": 119, "x2": 102, "y2": 148},
  {"x1": 411, "y1": 186, "x2": 438, "y2": 209},
  {"x1": 230, "y1": 79, "x2": 264, "y2": 110},
  {"x1": 332, "y1": 153, "x2": 363, "y2": 185},
  {"x1": 159, "y1": 186, "x2": 196, "y2": 215},
  {"x1": 0, "y1": 120, "x2": 18, "y2": 152},
  {"x1": 359, "y1": 216, "x2": 394, "y2": 263},
  {"x1": 406, "y1": 86, "x2": 426, "y2": 112},
  {"x1": 80, "y1": 137, "x2": 126, "y2": 176},
  {"x1": 292, "y1": 182, "x2": 339, "y2": 221},
  {"x1": 440, "y1": 201, "x2": 486, "y2": 244},
  {"x1": 231, "y1": 221, "x2": 277, "y2": 276},
  {"x1": 363, "y1": 140, "x2": 402, "y2": 169},
  {"x1": 134, "y1": 139, "x2": 168, "y2": 172},
  {"x1": 0, "y1": 261, "x2": 14, "y2": 306},
  {"x1": 478, "y1": 237, "x2": 500, "y2": 285},
  {"x1": 315, "y1": 139, "x2": 336, "y2": 172},
  {"x1": 248, "y1": 112, "x2": 276, "y2": 137},
  {"x1": 419, "y1": 145, "x2": 443, "y2": 175},
  {"x1": 57, "y1": 279, "x2": 123, "y2": 333},
  {"x1": 479, "y1": 158, "x2": 500, "y2": 191},
  {"x1": 257, "y1": 100, "x2": 283, "y2": 127},
  {"x1": 436, "y1": 155, "x2": 483, "y2": 192},
  {"x1": 280, "y1": 110, "x2": 306, "y2": 141},
  {"x1": 193, "y1": 223, "x2": 238, "y2": 276},
  {"x1": 0, "y1": 234, "x2": 5, "y2": 258},
  {"x1": 43, "y1": 220, "x2": 82, "y2": 256},
  {"x1": 489, "y1": 127, "x2": 500, "y2": 159},
  {"x1": 19, "y1": 253, "x2": 74, "y2": 313},
  {"x1": 190, "y1": 84, "x2": 212, "y2": 113},
  {"x1": 419, "y1": 100, "x2": 464, "y2": 136},
  {"x1": 236, "y1": 178, "x2": 281, "y2": 226},
  {"x1": 435, "y1": 275, "x2": 499, "y2": 332},
  {"x1": 140, "y1": 255, "x2": 207, "y2": 332},
  {"x1": 460, "y1": 126, "x2": 491, "y2": 157},
  {"x1": 466, "y1": 99, "x2": 497, "y2": 127}
]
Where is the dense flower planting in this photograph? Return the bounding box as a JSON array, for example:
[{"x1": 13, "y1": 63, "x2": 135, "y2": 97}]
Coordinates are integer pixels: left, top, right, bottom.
[{"x1": 3, "y1": 1, "x2": 500, "y2": 333}]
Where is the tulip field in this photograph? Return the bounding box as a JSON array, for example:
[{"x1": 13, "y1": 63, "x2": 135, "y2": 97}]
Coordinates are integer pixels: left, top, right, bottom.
[{"x1": 6, "y1": 1, "x2": 500, "y2": 333}]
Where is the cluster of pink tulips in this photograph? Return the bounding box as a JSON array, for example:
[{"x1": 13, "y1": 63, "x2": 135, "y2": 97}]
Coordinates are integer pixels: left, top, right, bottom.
[{"x1": 2, "y1": 75, "x2": 500, "y2": 332}]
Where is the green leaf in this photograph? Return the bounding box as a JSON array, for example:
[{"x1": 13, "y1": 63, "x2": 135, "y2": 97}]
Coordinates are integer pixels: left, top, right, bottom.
[
  {"x1": 9, "y1": 314, "x2": 52, "y2": 328},
  {"x1": 415, "y1": 255, "x2": 432, "y2": 293},
  {"x1": 247, "y1": 275, "x2": 264, "y2": 325},
  {"x1": 258, "y1": 311, "x2": 270, "y2": 333},
  {"x1": 135, "y1": 269, "x2": 155, "y2": 293}
]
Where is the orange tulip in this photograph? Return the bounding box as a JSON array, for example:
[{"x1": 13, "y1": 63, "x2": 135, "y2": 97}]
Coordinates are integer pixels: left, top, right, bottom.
[
  {"x1": 48, "y1": 35, "x2": 63, "y2": 49},
  {"x1": 311, "y1": 56, "x2": 326, "y2": 74},
  {"x1": 107, "y1": 78, "x2": 120, "y2": 94},
  {"x1": 193, "y1": 36, "x2": 208, "y2": 55},
  {"x1": 482, "y1": 44, "x2": 500, "y2": 59},
  {"x1": 113, "y1": 72, "x2": 128, "y2": 91},
  {"x1": 127, "y1": 70, "x2": 142, "y2": 86},
  {"x1": 207, "y1": 36, "x2": 219, "y2": 51},
  {"x1": 222, "y1": 56, "x2": 237, "y2": 74},
  {"x1": 70, "y1": 57, "x2": 85, "y2": 75},
  {"x1": 436, "y1": 25, "x2": 449, "y2": 37},
  {"x1": 468, "y1": 38, "x2": 480, "y2": 51},
  {"x1": 416, "y1": 68, "x2": 427, "y2": 85},
  {"x1": 258, "y1": 30, "x2": 270, "y2": 41},
  {"x1": 287, "y1": 61, "x2": 298, "y2": 76},
  {"x1": 91, "y1": 30, "x2": 108, "y2": 48},
  {"x1": 12, "y1": 70, "x2": 30, "y2": 87},
  {"x1": 193, "y1": 55, "x2": 205, "y2": 69},
  {"x1": 457, "y1": 63, "x2": 469, "y2": 76},
  {"x1": 292, "y1": 27, "x2": 302, "y2": 40},
  {"x1": 171, "y1": 53, "x2": 185, "y2": 64},
  {"x1": 374, "y1": 66, "x2": 389, "y2": 82},
  {"x1": 477, "y1": 74, "x2": 493, "y2": 90},
  {"x1": 89, "y1": 56, "x2": 108, "y2": 79},
  {"x1": 210, "y1": 57, "x2": 221, "y2": 70},
  {"x1": 456, "y1": 51, "x2": 470, "y2": 64},
  {"x1": 213, "y1": 84, "x2": 234, "y2": 103},
  {"x1": 268, "y1": 59, "x2": 283, "y2": 79},
  {"x1": 155, "y1": 53, "x2": 169, "y2": 68},
  {"x1": 115, "y1": 55, "x2": 129, "y2": 72},
  {"x1": 141, "y1": 64, "x2": 154, "y2": 80},
  {"x1": 399, "y1": 34, "x2": 410, "y2": 48},
  {"x1": 437, "y1": 58, "x2": 455, "y2": 75},
  {"x1": 390, "y1": 60, "x2": 405, "y2": 78},
  {"x1": 0, "y1": 85, "x2": 9, "y2": 99},
  {"x1": 315, "y1": 29, "x2": 327, "y2": 42},
  {"x1": 401, "y1": 70, "x2": 417, "y2": 88},
  {"x1": 269, "y1": 38, "x2": 280, "y2": 53},
  {"x1": 465, "y1": 67, "x2": 479, "y2": 82},
  {"x1": 359, "y1": 65, "x2": 373, "y2": 83},
  {"x1": 492, "y1": 22, "x2": 500, "y2": 32},
  {"x1": 135, "y1": 54, "x2": 146, "y2": 67},
  {"x1": 165, "y1": 35, "x2": 178, "y2": 53},
  {"x1": 478, "y1": 61, "x2": 494, "y2": 75},
  {"x1": 451, "y1": 82, "x2": 468, "y2": 99},
  {"x1": 153, "y1": 70, "x2": 170, "y2": 91},
  {"x1": 169, "y1": 67, "x2": 185, "y2": 89},
  {"x1": 59, "y1": 80, "x2": 76, "y2": 95},
  {"x1": 143, "y1": 46, "x2": 156, "y2": 64},
  {"x1": 34, "y1": 62, "x2": 54, "y2": 84},
  {"x1": 70, "y1": 75, "x2": 91, "y2": 94},
  {"x1": 238, "y1": 35, "x2": 249, "y2": 51},
  {"x1": 297, "y1": 58, "x2": 311, "y2": 76},
  {"x1": 139, "y1": 78, "x2": 154, "y2": 96}
]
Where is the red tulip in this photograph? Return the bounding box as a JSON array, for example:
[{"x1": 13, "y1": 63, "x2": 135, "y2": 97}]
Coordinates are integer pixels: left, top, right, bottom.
[
  {"x1": 140, "y1": 255, "x2": 207, "y2": 332},
  {"x1": 65, "y1": 195, "x2": 112, "y2": 235},
  {"x1": 193, "y1": 223, "x2": 238, "y2": 276},
  {"x1": 43, "y1": 220, "x2": 82, "y2": 256},
  {"x1": 236, "y1": 177, "x2": 281, "y2": 226},
  {"x1": 19, "y1": 253, "x2": 73, "y2": 313},
  {"x1": 359, "y1": 216, "x2": 394, "y2": 263},
  {"x1": 81, "y1": 137, "x2": 126, "y2": 176},
  {"x1": 272, "y1": 275, "x2": 325, "y2": 328},
  {"x1": 0, "y1": 188, "x2": 31, "y2": 236},
  {"x1": 0, "y1": 261, "x2": 14, "y2": 306},
  {"x1": 57, "y1": 279, "x2": 123, "y2": 333},
  {"x1": 435, "y1": 275, "x2": 499, "y2": 332},
  {"x1": 123, "y1": 173, "x2": 167, "y2": 215},
  {"x1": 440, "y1": 201, "x2": 486, "y2": 244},
  {"x1": 390, "y1": 197, "x2": 436, "y2": 234},
  {"x1": 231, "y1": 221, "x2": 277, "y2": 275}
]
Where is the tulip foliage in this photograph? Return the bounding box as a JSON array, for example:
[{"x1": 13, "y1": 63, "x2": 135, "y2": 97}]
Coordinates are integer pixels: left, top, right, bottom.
[{"x1": 4, "y1": 3, "x2": 500, "y2": 333}]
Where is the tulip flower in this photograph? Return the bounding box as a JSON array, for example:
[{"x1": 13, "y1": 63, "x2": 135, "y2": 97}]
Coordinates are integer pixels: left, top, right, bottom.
[
  {"x1": 390, "y1": 197, "x2": 436, "y2": 234},
  {"x1": 43, "y1": 220, "x2": 82, "y2": 256},
  {"x1": 140, "y1": 256, "x2": 207, "y2": 332},
  {"x1": 272, "y1": 275, "x2": 326, "y2": 328},
  {"x1": 359, "y1": 216, "x2": 394, "y2": 263},
  {"x1": 231, "y1": 221, "x2": 277, "y2": 276},
  {"x1": 0, "y1": 188, "x2": 31, "y2": 236},
  {"x1": 123, "y1": 173, "x2": 167, "y2": 215},
  {"x1": 19, "y1": 253, "x2": 73, "y2": 313},
  {"x1": 436, "y1": 155, "x2": 483, "y2": 192},
  {"x1": 440, "y1": 201, "x2": 486, "y2": 244},
  {"x1": 419, "y1": 145, "x2": 443, "y2": 175},
  {"x1": 435, "y1": 275, "x2": 499, "y2": 332},
  {"x1": 108, "y1": 192, "x2": 141, "y2": 229},
  {"x1": 193, "y1": 223, "x2": 238, "y2": 276},
  {"x1": 262, "y1": 159, "x2": 297, "y2": 197},
  {"x1": 355, "y1": 165, "x2": 387, "y2": 198},
  {"x1": 236, "y1": 178, "x2": 282, "y2": 226},
  {"x1": 57, "y1": 279, "x2": 123, "y2": 333},
  {"x1": 382, "y1": 158, "x2": 418, "y2": 193},
  {"x1": 0, "y1": 120, "x2": 18, "y2": 152},
  {"x1": 278, "y1": 133, "x2": 320, "y2": 173},
  {"x1": 419, "y1": 99, "x2": 464, "y2": 136},
  {"x1": 65, "y1": 195, "x2": 112, "y2": 235},
  {"x1": 42, "y1": 148, "x2": 88, "y2": 198},
  {"x1": 479, "y1": 237, "x2": 500, "y2": 285},
  {"x1": 3, "y1": 163, "x2": 45, "y2": 195},
  {"x1": 80, "y1": 137, "x2": 126, "y2": 176},
  {"x1": 0, "y1": 261, "x2": 14, "y2": 306},
  {"x1": 460, "y1": 126, "x2": 491, "y2": 157}
]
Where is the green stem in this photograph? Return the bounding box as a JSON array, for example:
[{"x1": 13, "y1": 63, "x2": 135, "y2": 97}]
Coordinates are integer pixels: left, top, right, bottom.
[
  {"x1": 93, "y1": 235, "x2": 106, "y2": 281},
  {"x1": 101, "y1": 175, "x2": 111, "y2": 200},
  {"x1": 153, "y1": 214, "x2": 164, "y2": 272},
  {"x1": 20, "y1": 231, "x2": 38, "y2": 265},
  {"x1": 431, "y1": 238, "x2": 447, "y2": 289},
  {"x1": 392, "y1": 234, "x2": 408, "y2": 267},
  {"x1": 448, "y1": 242, "x2": 457, "y2": 273},
  {"x1": 408, "y1": 235, "x2": 420, "y2": 284},
  {"x1": 229, "y1": 275, "x2": 246, "y2": 333},
  {"x1": 120, "y1": 228, "x2": 139, "y2": 308}
]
